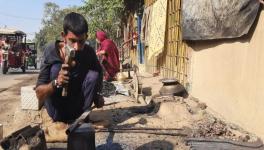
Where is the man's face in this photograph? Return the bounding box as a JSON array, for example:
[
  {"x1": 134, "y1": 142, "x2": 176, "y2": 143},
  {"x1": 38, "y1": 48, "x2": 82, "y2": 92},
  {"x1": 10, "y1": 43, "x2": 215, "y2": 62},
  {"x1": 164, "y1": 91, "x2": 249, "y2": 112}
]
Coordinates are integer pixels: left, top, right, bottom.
[{"x1": 63, "y1": 31, "x2": 87, "y2": 51}]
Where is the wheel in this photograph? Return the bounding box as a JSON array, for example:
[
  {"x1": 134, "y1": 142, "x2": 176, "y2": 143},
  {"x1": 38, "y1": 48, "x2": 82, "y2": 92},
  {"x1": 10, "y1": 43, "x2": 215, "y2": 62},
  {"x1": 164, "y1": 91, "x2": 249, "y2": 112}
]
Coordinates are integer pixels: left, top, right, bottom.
[
  {"x1": 2, "y1": 61, "x2": 8, "y2": 74},
  {"x1": 21, "y1": 66, "x2": 26, "y2": 73}
]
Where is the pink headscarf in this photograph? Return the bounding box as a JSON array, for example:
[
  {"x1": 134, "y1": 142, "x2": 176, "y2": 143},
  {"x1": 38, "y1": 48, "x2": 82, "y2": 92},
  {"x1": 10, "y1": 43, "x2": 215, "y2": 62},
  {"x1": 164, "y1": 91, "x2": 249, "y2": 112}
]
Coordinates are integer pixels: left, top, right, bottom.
[{"x1": 96, "y1": 31, "x2": 107, "y2": 42}]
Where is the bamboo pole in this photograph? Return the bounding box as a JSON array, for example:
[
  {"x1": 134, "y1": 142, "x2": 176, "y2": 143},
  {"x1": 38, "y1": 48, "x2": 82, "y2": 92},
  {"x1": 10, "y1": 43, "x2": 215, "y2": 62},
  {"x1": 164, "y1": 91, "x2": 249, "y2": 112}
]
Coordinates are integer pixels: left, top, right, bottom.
[
  {"x1": 173, "y1": 0, "x2": 176, "y2": 79},
  {"x1": 170, "y1": 0, "x2": 173, "y2": 78},
  {"x1": 178, "y1": 0, "x2": 183, "y2": 84},
  {"x1": 179, "y1": 0, "x2": 183, "y2": 83}
]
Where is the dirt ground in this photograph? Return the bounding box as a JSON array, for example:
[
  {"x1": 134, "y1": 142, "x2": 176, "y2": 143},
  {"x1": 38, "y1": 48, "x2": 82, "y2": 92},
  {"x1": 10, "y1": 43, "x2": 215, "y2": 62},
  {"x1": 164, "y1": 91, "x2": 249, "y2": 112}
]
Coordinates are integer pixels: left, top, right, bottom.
[
  {"x1": 0, "y1": 72, "x2": 262, "y2": 150},
  {"x1": 0, "y1": 74, "x2": 39, "y2": 137}
]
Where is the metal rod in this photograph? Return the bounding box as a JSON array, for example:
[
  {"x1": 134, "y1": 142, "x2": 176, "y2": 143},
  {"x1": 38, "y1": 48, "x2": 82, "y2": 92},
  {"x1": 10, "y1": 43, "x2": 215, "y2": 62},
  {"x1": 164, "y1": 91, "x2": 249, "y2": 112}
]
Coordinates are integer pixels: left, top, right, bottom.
[
  {"x1": 95, "y1": 128, "x2": 188, "y2": 137},
  {"x1": 95, "y1": 127, "x2": 183, "y2": 131}
]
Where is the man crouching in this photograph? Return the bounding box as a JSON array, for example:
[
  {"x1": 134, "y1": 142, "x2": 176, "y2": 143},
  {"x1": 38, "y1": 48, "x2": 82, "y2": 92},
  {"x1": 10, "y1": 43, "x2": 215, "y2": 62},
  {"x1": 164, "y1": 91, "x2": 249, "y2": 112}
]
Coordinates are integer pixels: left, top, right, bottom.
[{"x1": 35, "y1": 12, "x2": 104, "y2": 123}]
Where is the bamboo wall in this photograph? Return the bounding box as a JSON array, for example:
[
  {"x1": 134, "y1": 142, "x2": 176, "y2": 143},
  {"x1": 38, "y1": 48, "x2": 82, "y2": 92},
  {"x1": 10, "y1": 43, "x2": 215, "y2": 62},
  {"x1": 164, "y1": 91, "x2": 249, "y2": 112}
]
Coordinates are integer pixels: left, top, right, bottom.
[{"x1": 160, "y1": 0, "x2": 189, "y2": 86}]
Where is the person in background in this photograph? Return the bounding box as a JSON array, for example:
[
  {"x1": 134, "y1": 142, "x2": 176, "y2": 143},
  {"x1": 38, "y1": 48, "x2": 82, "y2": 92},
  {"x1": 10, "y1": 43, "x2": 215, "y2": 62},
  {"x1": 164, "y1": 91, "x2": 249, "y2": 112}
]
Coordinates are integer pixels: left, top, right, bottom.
[
  {"x1": 96, "y1": 31, "x2": 120, "y2": 81},
  {"x1": 0, "y1": 45, "x2": 2, "y2": 68}
]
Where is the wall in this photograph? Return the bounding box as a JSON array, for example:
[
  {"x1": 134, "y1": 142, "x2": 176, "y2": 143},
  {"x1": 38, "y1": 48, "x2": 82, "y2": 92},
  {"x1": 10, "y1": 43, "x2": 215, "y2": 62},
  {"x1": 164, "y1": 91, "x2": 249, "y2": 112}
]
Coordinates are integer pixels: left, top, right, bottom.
[{"x1": 189, "y1": 8, "x2": 264, "y2": 139}]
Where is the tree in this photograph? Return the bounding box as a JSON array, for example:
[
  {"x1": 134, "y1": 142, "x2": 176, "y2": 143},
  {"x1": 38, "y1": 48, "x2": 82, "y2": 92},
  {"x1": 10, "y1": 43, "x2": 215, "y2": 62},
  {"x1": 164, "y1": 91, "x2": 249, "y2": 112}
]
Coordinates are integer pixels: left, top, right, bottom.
[
  {"x1": 35, "y1": 1, "x2": 125, "y2": 53},
  {"x1": 34, "y1": 2, "x2": 81, "y2": 53},
  {"x1": 81, "y1": 0, "x2": 125, "y2": 40}
]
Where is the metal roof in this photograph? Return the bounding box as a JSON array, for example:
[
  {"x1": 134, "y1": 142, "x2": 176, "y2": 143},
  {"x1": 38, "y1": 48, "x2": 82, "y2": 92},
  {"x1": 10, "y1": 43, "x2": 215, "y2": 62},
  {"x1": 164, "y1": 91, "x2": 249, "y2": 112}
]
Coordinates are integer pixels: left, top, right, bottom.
[{"x1": 0, "y1": 27, "x2": 26, "y2": 35}]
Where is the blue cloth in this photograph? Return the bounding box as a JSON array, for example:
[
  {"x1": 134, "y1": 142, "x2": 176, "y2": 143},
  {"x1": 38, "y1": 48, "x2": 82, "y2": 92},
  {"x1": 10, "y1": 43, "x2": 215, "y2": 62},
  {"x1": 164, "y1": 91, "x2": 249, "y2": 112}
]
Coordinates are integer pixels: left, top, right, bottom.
[
  {"x1": 36, "y1": 41, "x2": 103, "y2": 122},
  {"x1": 137, "y1": 14, "x2": 144, "y2": 64}
]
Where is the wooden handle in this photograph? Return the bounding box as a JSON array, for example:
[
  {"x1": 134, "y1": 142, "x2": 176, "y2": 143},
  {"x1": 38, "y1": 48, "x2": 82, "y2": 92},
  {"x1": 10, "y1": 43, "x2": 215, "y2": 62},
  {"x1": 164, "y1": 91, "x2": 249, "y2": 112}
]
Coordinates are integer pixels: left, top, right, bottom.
[
  {"x1": 62, "y1": 86, "x2": 68, "y2": 97},
  {"x1": 62, "y1": 56, "x2": 69, "y2": 97}
]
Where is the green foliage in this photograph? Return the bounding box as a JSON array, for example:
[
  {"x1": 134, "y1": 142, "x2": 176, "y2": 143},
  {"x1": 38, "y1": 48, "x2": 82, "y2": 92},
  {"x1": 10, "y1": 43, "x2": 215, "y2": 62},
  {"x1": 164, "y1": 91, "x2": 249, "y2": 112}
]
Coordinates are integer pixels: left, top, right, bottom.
[
  {"x1": 34, "y1": 1, "x2": 125, "y2": 53},
  {"x1": 34, "y1": 2, "x2": 81, "y2": 53},
  {"x1": 81, "y1": 0, "x2": 125, "y2": 39}
]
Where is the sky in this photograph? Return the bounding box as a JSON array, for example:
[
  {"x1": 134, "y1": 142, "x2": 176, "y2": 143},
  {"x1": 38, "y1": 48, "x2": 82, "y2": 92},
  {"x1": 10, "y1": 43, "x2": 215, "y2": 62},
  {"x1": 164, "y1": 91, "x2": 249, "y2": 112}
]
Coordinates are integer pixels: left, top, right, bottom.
[{"x1": 0, "y1": 0, "x2": 85, "y2": 40}]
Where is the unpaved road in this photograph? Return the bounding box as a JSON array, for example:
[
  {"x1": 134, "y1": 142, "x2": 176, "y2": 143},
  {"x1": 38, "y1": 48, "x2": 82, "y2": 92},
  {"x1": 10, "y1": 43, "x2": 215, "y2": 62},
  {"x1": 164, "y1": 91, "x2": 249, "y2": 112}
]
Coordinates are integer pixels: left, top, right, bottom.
[
  {"x1": 0, "y1": 68, "x2": 39, "y2": 137},
  {"x1": 0, "y1": 68, "x2": 39, "y2": 90}
]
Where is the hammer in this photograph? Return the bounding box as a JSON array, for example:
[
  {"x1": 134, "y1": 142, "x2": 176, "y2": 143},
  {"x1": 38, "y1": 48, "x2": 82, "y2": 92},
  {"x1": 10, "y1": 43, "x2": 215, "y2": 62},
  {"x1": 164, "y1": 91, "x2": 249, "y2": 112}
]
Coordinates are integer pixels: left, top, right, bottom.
[{"x1": 62, "y1": 45, "x2": 76, "y2": 97}]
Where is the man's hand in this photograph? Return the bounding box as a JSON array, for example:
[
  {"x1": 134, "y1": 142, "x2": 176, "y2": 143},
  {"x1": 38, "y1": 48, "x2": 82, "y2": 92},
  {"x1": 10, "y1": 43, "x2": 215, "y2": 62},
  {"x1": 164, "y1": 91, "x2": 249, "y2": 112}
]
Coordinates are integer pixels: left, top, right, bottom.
[
  {"x1": 259, "y1": 0, "x2": 264, "y2": 4},
  {"x1": 57, "y1": 64, "x2": 70, "y2": 87},
  {"x1": 95, "y1": 95, "x2": 104, "y2": 108},
  {"x1": 96, "y1": 50, "x2": 106, "y2": 56}
]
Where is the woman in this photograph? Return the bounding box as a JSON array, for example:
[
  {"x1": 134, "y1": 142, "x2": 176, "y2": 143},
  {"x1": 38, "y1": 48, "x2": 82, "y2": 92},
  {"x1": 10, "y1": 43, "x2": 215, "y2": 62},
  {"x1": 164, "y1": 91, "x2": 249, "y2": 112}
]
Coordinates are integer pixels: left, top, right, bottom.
[{"x1": 96, "y1": 31, "x2": 120, "y2": 81}]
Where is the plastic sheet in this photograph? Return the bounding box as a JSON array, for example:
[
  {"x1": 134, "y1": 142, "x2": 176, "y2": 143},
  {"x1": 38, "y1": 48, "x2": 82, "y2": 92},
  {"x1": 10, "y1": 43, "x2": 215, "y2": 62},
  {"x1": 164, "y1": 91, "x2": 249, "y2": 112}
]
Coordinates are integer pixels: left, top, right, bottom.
[{"x1": 182, "y1": 0, "x2": 260, "y2": 40}]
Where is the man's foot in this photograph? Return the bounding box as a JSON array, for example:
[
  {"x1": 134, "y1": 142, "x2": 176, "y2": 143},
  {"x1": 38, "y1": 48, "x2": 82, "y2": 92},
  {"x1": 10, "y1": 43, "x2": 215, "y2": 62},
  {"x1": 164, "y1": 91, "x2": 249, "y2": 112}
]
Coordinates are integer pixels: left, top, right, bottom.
[{"x1": 44, "y1": 122, "x2": 68, "y2": 142}]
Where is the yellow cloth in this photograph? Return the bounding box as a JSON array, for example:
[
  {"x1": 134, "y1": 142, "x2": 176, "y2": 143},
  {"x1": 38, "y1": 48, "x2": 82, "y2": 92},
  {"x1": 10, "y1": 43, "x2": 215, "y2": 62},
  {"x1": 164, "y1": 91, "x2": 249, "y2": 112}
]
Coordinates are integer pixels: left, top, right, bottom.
[{"x1": 147, "y1": 0, "x2": 168, "y2": 60}]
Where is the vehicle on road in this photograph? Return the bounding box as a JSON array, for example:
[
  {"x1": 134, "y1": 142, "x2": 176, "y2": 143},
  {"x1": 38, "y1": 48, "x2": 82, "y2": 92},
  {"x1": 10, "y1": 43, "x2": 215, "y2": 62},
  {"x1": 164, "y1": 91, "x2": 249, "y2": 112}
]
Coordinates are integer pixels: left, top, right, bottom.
[
  {"x1": 0, "y1": 28, "x2": 27, "y2": 74},
  {"x1": 25, "y1": 42, "x2": 37, "y2": 69}
]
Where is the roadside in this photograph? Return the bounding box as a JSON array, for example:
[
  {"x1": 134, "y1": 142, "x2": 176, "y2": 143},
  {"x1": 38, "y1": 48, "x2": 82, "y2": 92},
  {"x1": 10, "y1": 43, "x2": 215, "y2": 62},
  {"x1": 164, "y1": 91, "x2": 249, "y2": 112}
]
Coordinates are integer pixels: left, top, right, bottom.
[
  {"x1": 0, "y1": 69, "x2": 39, "y2": 89},
  {"x1": 0, "y1": 73, "x2": 38, "y2": 137},
  {"x1": 0, "y1": 71, "x2": 263, "y2": 149}
]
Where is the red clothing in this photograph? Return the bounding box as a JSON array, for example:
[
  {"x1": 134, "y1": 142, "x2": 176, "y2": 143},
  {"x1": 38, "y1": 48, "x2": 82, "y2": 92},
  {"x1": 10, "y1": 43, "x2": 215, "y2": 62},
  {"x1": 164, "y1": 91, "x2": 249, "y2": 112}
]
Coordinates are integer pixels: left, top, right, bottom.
[{"x1": 96, "y1": 31, "x2": 120, "y2": 81}]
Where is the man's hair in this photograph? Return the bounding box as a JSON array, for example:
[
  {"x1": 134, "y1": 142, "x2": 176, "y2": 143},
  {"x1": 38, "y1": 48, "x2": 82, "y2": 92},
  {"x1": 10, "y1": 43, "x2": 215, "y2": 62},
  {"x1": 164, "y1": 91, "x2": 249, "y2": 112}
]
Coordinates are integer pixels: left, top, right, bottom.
[{"x1": 63, "y1": 12, "x2": 88, "y2": 35}]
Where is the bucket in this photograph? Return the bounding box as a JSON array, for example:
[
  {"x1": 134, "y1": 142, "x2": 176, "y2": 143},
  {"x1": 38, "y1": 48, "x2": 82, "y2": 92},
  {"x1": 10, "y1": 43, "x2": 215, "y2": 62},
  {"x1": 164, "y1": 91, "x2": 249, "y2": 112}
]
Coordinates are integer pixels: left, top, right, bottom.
[{"x1": 67, "y1": 123, "x2": 95, "y2": 150}]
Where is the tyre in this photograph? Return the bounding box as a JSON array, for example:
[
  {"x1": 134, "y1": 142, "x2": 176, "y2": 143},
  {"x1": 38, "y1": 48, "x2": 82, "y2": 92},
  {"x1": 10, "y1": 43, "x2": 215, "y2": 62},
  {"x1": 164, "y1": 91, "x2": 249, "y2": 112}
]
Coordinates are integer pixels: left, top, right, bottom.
[
  {"x1": 2, "y1": 61, "x2": 8, "y2": 74},
  {"x1": 21, "y1": 66, "x2": 26, "y2": 73}
]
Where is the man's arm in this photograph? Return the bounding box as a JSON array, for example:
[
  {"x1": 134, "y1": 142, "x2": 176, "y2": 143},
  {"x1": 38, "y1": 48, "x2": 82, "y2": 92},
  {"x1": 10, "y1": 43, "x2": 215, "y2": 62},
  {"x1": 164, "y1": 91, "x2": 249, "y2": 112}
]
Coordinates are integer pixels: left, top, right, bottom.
[
  {"x1": 35, "y1": 82, "x2": 55, "y2": 103},
  {"x1": 36, "y1": 41, "x2": 70, "y2": 103},
  {"x1": 36, "y1": 64, "x2": 69, "y2": 103},
  {"x1": 259, "y1": 0, "x2": 264, "y2": 4}
]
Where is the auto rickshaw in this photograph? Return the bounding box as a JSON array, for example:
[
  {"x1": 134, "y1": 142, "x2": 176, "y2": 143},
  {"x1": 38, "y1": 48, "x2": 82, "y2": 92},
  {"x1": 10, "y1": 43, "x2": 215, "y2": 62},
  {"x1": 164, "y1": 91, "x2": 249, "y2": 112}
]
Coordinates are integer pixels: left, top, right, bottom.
[
  {"x1": 25, "y1": 42, "x2": 37, "y2": 69},
  {"x1": 0, "y1": 28, "x2": 27, "y2": 74}
]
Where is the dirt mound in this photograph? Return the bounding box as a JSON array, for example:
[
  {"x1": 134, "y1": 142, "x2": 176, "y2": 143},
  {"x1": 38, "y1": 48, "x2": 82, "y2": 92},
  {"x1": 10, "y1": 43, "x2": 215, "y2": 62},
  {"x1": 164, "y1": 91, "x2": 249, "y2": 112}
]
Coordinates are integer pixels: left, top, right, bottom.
[{"x1": 111, "y1": 96, "x2": 258, "y2": 143}]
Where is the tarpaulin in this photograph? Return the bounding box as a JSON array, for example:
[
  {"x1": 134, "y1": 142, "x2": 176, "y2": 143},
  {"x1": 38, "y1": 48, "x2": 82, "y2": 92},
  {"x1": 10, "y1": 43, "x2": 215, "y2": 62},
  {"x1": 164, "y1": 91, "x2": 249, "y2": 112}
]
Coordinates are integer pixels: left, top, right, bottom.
[{"x1": 182, "y1": 0, "x2": 260, "y2": 40}]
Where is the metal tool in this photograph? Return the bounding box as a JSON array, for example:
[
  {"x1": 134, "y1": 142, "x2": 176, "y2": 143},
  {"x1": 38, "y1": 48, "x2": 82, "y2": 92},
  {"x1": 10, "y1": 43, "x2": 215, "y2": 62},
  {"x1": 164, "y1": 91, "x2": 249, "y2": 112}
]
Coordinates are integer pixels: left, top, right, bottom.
[
  {"x1": 66, "y1": 106, "x2": 95, "y2": 135},
  {"x1": 62, "y1": 45, "x2": 76, "y2": 97}
]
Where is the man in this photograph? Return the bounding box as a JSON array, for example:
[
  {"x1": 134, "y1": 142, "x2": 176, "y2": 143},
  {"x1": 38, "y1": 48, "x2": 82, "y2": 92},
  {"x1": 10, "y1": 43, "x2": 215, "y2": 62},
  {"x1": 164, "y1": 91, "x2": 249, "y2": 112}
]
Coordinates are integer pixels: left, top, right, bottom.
[
  {"x1": 96, "y1": 31, "x2": 120, "y2": 81},
  {"x1": 36, "y1": 12, "x2": 104, "y2": 123}
]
